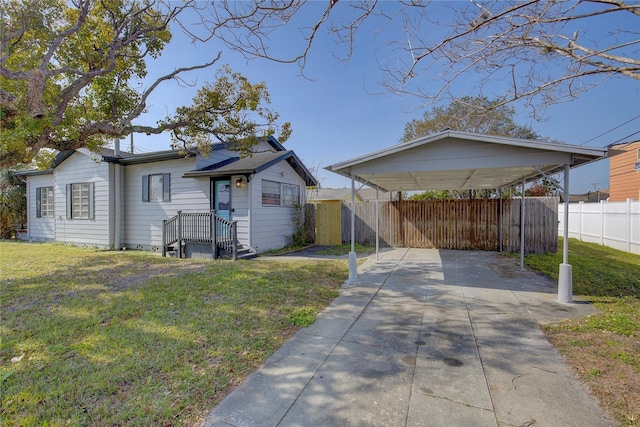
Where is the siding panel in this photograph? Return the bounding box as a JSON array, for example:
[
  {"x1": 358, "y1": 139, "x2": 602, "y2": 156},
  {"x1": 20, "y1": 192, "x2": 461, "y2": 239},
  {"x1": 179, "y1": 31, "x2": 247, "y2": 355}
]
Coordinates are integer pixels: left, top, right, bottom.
[
  {"x1": 53, "y1": 151, "x2": 112, "y2": 247},
  {"x1": 250, "y1": 161, "x2": 307, "y2": 252},
  {"x1": 230, "y1": 176, "x2": 250, "y2": 247},
  {"x1": 27, "y1": 174, "x2": 55, "y2": 241},
  {"x1": 609, "y1": 142, "x2": 640, "y2": 201},
  {"x1": 124, "y1": 158, "x2": 210, "y2": 250}
]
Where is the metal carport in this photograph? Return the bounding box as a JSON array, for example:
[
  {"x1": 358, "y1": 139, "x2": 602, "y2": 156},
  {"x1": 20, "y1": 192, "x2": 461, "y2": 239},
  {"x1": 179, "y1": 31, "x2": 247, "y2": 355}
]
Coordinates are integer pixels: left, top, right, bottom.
[{"x1": 325, "y1": 130, "x2": 608, "y2": 303}]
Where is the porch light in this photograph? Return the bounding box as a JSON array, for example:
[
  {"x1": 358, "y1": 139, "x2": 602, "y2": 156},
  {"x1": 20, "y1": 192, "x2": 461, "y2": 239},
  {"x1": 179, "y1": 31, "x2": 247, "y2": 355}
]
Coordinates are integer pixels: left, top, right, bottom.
[{"x1": 236, "y1": 178, "x2": 243, "y2": 188}]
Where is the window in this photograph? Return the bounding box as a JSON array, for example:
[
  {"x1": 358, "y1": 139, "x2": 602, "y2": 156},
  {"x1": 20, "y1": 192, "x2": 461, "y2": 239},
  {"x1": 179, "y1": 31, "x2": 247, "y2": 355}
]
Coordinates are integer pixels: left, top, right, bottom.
[
  {"x1": 142, "y1": 173, "x2": 170, "y2": 202},
  {"x1": 282, "y1": 184, "x2": 300, "y2": 206},
  {"x1": 262, "y1": 180, "x2": 299, "y2": 206},
  {"x1": 36, "y1": 186, "x2": 54, "y2": 218},
  {"x1": 65, "y1": 182, "x2": 94, "y2": 219},
  {"x1": 262, "y1": 180, "x2": 281, "y2": 205}
]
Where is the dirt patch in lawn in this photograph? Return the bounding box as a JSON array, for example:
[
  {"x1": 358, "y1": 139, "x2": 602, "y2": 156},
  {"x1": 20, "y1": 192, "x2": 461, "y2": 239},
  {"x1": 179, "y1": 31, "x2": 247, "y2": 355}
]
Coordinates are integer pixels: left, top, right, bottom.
[
  {"x1": 100, "y1": 261, "x2": 208, "y2": 292},
  {"x1": 543, "y1": 327, "x2": 640, "y2": 426},
  {"x1": 4, "y1": 254, "x2": 209, "y2": 313}
]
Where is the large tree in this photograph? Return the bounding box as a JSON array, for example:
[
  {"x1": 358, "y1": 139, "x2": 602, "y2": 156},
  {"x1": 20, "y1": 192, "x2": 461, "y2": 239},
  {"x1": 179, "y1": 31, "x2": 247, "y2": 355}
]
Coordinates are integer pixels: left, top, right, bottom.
[
  {"x1": 402, "y1": 96, "x2": 547, "y2": 199},
  {"x1": 193, "y1": 1, "x2": 639, "y2": 114},
  {"x1": 0, "y1": 168, "x2": 26, "y2": 238},
  {"x1": 0, "y1": 0, "x2": 291, "y2": 168},
  {"x1": 401, "y1": 96, "x2": 539, "y2": 143}
]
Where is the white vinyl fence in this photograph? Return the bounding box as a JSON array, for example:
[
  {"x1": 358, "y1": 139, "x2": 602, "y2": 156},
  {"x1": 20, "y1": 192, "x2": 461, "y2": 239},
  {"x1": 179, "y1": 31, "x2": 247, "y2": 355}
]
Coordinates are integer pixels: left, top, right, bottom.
[{"x1": 558, "y1": 199, "x2": 640, "y2": 255}]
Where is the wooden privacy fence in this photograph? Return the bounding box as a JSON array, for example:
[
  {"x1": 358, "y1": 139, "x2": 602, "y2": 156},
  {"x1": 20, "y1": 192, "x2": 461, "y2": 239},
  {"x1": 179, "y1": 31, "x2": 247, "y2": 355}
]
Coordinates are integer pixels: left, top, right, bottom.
[{"x1": 307, "y1": 197, "x2": 558, "y2": 254}]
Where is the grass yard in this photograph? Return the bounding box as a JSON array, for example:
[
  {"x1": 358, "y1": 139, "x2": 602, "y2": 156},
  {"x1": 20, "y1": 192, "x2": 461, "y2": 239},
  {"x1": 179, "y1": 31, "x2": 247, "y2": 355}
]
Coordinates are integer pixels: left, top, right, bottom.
[
  {"x1": 524, "y1": 238, "x2": 640, "y2": 427},
  {"x1": 0, "y1": 241, "x2": 348, "y2": 426},
  {"x1": 316, "y1": 244, "x2": 375, "y2": 256}
]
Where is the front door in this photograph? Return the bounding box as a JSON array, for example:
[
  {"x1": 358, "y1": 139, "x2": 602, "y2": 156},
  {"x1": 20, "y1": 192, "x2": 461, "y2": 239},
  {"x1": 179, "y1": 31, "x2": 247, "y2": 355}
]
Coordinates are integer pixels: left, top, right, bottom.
[{"x1": 212, "y1": 179, "x2": 231, "y2": 221}]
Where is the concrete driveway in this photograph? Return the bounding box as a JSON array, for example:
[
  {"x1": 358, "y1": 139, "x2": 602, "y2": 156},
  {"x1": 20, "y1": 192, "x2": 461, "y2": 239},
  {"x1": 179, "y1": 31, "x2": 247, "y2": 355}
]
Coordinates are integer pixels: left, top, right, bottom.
[{"x1": 205, "y1": 248, "x2": 613, "y2": 427}]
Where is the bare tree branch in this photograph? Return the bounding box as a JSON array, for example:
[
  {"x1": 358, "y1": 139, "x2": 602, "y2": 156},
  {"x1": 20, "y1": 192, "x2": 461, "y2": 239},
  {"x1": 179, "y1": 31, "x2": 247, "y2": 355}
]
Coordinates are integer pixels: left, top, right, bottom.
[{"x1": 194, "y1": 0, "x2": 639, "y2": 113}]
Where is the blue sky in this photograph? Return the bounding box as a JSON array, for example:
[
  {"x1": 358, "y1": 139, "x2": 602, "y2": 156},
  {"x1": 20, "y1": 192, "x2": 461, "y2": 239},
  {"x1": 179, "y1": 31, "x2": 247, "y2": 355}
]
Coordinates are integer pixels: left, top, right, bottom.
[{"x1": 131, "y1": 2, "x2": 640, "y2": 195}]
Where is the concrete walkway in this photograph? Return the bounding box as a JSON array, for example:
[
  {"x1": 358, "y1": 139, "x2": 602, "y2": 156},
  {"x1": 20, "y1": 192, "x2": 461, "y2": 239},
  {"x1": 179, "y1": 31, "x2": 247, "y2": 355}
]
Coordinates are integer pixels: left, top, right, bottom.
[{"x1": 204, "y1": 248, "x2": 613, "y2": 427}]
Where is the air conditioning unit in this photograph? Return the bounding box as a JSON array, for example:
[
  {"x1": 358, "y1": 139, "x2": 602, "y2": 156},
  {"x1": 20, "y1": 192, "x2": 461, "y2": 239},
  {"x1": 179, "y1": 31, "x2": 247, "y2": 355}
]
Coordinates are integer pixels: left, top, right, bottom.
[{"x1": 635, "y1": 162, "x2": 640, "y2": 171}]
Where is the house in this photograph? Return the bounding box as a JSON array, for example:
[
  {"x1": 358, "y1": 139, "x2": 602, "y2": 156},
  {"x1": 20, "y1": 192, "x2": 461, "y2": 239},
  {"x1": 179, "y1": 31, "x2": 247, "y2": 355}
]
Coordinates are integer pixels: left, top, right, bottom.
[
  {"x1": 564, "y1": 189, "x2": 610, "y2": 203},
  {"x1": 306, "y1": 187, "x2": 388, "y2": 203},
  {"x1": 16, "y1": 137, "x2": 316, "y2": 258},
  {"x1": 609, "y1": 140, "x2": 640, "y2": 201}
]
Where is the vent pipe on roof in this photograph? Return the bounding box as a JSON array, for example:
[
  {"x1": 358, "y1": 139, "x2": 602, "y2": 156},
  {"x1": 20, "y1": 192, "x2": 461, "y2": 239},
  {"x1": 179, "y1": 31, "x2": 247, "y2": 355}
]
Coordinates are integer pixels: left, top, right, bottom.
[{"x1": 114, "y1": 138, "x2": 121, "y2": 157}]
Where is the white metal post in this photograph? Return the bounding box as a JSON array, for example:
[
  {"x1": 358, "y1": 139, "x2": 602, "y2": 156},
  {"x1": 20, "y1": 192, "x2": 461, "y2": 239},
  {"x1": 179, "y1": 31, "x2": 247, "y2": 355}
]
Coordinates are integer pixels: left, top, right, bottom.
[
  {"x1": 375, "y1": 187, "x2": 379, "y2": 261},
  {"x1": 499, "y1": 187, "x2": 503, "y2": 252},
  {"x1": 348, "y1": 174, "x2": 357, "y2": 283},
  {"x1": 558, "y1": 164, "x2": 573, "y2": 303},
  {"x1": 627, "y1": 198, "x2": 633, "y2": 253},
  {"x1": 389, "y1": 192, "x2": 393, "y2": 247},
  {"x1": 520, "y1": 179, "x2": 525, "y2": 270}
]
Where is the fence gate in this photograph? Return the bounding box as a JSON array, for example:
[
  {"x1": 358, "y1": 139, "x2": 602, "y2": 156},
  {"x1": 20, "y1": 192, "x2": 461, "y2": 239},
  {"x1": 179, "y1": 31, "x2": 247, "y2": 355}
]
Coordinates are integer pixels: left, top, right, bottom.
[{"x1": 315, "y1": 203, "x2": 342, "y2": 245}]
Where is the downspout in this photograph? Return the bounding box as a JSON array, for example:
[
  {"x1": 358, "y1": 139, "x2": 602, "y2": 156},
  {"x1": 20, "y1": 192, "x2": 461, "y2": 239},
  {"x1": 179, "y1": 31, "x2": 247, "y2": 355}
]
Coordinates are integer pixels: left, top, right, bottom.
[
  {"x1": 114, "y1": 139, "x2": 123, "y2": 250},
  {"x1": 25, "y1": 178, "x2": 31, "y2": 242},
  {"x1": 249, "y1": 175, "x2": 253, "y2": 251}
]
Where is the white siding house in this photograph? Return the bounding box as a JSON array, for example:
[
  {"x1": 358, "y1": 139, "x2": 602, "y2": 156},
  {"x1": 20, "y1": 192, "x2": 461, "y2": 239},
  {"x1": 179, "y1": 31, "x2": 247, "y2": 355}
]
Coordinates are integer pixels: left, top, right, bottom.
[
  {"x1": 251, "y1": 160, "x2": 307, "y2": 251},
  {"x1": 53, "y1": 150, "x2": 112, "y2": 247},
  {"x1": 123, "y1": 157, "x2": 210, "y2": 251},
  {"x1": 17, "y1": 137, "x2": 316, "y2": 256},
  {"x1": 25, "y1": 173, "x2": 55, "y2": 242}
]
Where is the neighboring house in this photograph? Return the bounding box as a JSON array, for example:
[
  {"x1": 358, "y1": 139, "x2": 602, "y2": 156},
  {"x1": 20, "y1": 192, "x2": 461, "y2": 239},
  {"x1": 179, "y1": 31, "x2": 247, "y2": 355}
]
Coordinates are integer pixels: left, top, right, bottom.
[
  {"x1": 16, "y1": 137, "x2": 316, "y2": 257},
  {"x1": 307, "y1": 187, "x2": 395, "y2": 203},
  {"x1": 564, "y1": 189, "x2": 610, "y2": 203},
  {"x1": 609, "y1": 140, "x2": 640, "y2": 201}
]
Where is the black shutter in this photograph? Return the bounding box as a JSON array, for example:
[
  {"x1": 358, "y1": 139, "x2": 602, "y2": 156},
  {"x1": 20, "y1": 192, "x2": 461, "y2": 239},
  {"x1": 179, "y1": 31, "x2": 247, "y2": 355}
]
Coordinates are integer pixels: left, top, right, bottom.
[
  {"x1": 36, "y1": 187, "x2": 42, "y2": 218},
  {"x1": 142, "y1": 175, "x2": 149, "y2": 202},
  {"x1": 66, "y1": 184, "x2": 72, "y2": 219},
  {"x1": 88, "y1": 182, "x2": 95, "y2": 220}
]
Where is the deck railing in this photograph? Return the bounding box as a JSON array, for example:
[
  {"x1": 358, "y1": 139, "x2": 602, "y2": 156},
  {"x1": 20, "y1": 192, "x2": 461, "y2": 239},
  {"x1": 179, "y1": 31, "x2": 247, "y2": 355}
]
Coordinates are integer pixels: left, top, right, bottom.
[{"x1": 162, "y1": 211, "x2": 238, "y2": 260}]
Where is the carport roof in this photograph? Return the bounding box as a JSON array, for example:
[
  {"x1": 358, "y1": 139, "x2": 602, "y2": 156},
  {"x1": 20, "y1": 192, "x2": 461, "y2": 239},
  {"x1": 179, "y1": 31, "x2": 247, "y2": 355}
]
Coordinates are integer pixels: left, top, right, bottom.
[{"x1": 326, "y1": 130, "x2": 608, "y2": 192}]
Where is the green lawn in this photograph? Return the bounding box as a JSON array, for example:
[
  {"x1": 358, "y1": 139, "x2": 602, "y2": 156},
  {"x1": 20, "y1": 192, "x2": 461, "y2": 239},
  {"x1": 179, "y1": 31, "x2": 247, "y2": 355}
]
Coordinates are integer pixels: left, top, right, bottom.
[
  {"x1": 4, "y1": 238, "x2": 637, "y2": 425},
  {"x1": 0, "y1": 241, "x2": 347, "y2": 426},
  {"x1": 317, "y1": 243, "x2": 375, "y2": 256},
  {"x1": 523, "y1": 238, "x2": 639, "y2": 426}
]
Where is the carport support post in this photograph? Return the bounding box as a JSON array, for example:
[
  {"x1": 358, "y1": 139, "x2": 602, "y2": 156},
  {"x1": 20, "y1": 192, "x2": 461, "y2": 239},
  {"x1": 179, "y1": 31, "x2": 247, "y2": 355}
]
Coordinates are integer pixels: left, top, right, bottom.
[
  {"x1": 499, "y1": 187, "x2": 503, "y2": 252},
  {"x1": 375, "y1": 187, "x2": 380, "y2": 261},
  {"x1": 558, "y1": 164, "x2": 573, "y2": 303},
  {"x1": 348, "y1": 174, "x2": 358, "y2": 283},
  {"x1": 520, "y1": 180, "x2": 525, "y2": 270},
  {"x1": 389, "y1": 192, "x2": 393, "y2": 247}
]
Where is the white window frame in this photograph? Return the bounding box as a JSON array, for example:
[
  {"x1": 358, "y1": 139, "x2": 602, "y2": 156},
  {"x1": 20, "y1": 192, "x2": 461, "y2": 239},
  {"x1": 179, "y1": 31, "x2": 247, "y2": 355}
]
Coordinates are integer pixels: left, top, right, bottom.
[
  {"x1": 262, "y1": 179, "x2": 281, "y2": 206},
  {"x1": 66, "y1": 182, "x2": 94, "y2": 220},
  {"x1": 262, "y1": 180, "x2": 299, "y2": 207},
  {"x1": 142, "y1": 173, "x2": 171, "y2": 202},
  {"x1": 282, "y1": 183, "x2": 300, "y2": 206},
  {"x1": 36, "y1": 186, "x2": 54, "y2": 218}
]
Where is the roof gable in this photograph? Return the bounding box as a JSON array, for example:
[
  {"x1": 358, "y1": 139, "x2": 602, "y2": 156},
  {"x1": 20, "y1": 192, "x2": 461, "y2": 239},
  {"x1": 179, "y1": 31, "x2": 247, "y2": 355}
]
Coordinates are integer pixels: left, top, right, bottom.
[{"x1": 183, "y1": 150, "x2": 317, "y2": 186}]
